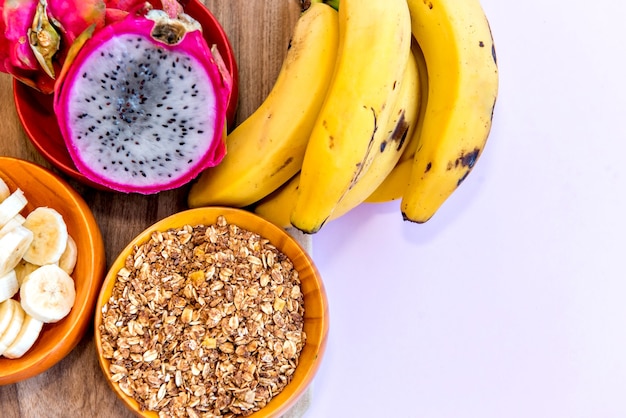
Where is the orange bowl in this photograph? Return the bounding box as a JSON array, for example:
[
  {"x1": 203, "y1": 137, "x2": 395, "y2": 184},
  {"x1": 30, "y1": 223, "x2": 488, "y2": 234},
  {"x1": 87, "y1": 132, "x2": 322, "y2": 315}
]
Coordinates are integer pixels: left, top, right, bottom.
[
  {"x1": 13, "y1": 0, "x2": 239, "y2": 190},
  {"x1": 94, "y1": 207, "x2": 328, "y2": 417},
  {"x1": 0, "y1": 157, "x2": 106, "y2": 385}
]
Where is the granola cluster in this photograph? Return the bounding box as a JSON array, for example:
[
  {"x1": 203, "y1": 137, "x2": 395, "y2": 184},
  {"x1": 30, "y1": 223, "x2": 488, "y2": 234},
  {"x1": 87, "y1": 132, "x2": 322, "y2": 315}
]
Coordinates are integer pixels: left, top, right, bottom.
[{"x1": 99, "y1": 216, "x2": 306, "y2": 417}]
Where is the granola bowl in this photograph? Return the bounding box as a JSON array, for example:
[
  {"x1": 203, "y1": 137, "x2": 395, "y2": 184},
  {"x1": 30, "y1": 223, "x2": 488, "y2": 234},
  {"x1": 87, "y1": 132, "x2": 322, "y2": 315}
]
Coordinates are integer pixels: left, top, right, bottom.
[
  {"x1": 0, "y1": 157, "x2": 106, "y2": 385},
  {"x1": 94, "y1": 207, "x2": 328, "y2": 417}
]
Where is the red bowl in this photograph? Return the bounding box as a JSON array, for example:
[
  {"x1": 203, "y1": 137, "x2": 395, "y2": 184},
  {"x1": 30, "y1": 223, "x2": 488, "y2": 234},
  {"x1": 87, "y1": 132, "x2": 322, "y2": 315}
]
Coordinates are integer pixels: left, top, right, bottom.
[{"x1": 13, "y1": 0, "x2": 239, "y2": 190}]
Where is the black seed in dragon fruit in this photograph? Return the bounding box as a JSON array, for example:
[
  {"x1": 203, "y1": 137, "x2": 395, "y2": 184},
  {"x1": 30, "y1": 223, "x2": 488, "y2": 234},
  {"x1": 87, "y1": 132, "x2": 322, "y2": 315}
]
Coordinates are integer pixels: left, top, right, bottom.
[{"x1": 53, "y1": 9, "x2": 232, "y2": 194}]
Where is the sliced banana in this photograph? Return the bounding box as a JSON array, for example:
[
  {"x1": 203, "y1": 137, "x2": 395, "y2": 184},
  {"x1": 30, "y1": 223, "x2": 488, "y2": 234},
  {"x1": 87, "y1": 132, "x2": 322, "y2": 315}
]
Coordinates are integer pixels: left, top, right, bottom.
[
  {"x1": 0, "y1": 178, "x2": 10, "y2": 203},
  {"x1": 0, "y1": 189, "x2": 27, "y2": 228},
  {"x1": 0, "y1": 214, "x2": 26, "y2": 240},
  {"x1": 0, "y1": 299, "x2": 25, "y2": 356},
  {"x1": 22, "y1": 207, "x2": 68, "y2": 266},
  {"x1": 0, "y1": 270, "x2": 19, "y2": 303},
  {"x1": 0, "y1": 298, "x2": 16, "y2": 339},
  {"x1": 2, "y1": 314, "x2": 44, "y2": 358},
  {"x1": 20, "y1": 264, "x2": 76, "y2": 323},
  {"x1": 14, "y1": 259, "x2": 39, "y2": 287},
  {"x1": 58, "y1": 235, "x2": 77, "y2": 275},
  {"x1": 0, "y1": 183, "x2": 79, "y2": 358},
  {"x1": 0, "y1": 225, "x2": 34, "y2": 277}
]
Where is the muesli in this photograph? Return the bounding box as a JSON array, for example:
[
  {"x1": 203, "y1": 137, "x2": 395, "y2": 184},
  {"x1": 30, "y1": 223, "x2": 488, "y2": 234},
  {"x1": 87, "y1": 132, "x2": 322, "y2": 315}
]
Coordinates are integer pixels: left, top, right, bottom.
[{"x1": 99, "y1": 216, "x2": 306, "y2": 417}]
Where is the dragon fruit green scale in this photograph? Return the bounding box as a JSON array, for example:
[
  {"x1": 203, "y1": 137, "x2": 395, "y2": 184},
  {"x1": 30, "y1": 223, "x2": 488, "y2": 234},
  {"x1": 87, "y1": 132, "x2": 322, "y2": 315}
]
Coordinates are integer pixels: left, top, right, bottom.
[{"x1": 53, "y1": 9, "x2": 232, "y2": 194}]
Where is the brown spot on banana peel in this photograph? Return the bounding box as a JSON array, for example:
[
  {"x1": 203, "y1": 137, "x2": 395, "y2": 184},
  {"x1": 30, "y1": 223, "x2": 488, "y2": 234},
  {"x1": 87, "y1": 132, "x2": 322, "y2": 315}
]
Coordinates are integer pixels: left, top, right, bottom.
[
  {"x1": 485, "y1": 19, "x2": 498, "y2": 66},
  {"x1": 380, "y1": 111, "x2": 409, "y2": 153},
  {"x1": 269, "y1": 156, "x2": 294, "y2": 178},
  {"x1": 396, "y1": 122, "x2": 410, "y2": 151},
  {"x1": 347, "y1": 107, "x2": 378, "y2": 189},
  {"x1": 444, "y1": 147, "x2": 481, "y2": 186},
  {"x1": 457, "y1": 169, "x2": 471, "y2": 186},
  {"x1": 446, "y1": 147, "x2": 480, "y2": 170},
  {"x1": 322, "y1": 120, "x2": 335, "y2": 149},
  {"x1": 479, "y1": 39, "x2": 497, "y2": 68},
  {"x1": 478, "y1": 37, "x2": 498, "y2": 68},
  {"x1": 459, "y1": 147, "x2": 480, "y2": 169}
]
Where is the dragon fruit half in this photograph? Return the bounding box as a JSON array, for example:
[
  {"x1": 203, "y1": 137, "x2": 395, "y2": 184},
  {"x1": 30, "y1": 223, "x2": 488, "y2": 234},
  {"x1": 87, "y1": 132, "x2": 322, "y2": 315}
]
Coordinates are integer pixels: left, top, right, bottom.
[{"x1": 53, "y1": 8, "x2": 232, "y2": 194}]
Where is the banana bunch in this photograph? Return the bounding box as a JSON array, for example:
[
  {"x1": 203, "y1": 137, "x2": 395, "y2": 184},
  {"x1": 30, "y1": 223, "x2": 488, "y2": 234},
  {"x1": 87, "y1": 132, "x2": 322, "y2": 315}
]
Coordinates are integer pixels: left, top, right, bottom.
[{"x1": 188, "y1": 0, "x2": 499, "y2": 233}]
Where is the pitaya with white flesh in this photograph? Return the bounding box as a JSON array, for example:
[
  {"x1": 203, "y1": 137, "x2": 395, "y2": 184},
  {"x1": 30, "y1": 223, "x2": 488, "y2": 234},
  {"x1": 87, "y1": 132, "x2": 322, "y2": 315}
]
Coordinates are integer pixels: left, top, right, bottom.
[{"x1": 53, "y1": 8, "x2": 232, "y2": 194}]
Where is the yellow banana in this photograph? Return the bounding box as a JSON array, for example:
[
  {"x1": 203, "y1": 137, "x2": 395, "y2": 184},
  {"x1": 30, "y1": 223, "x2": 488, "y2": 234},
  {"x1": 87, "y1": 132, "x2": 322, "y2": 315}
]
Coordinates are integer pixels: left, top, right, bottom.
[
  {"x1": 187, "y1": 3, "x2": 339, "y2": 208},
  {"x1": 398, "y1": 39, "x2": 429, "y2": 163},
  {"x1": 325, "y1": 48, "x2": 420, "y2": 219},
  {"x1": 253, "y1": 173, "x2": 300, "y2": 229},
  {"x1": 363, "y1": 40, "x2": 427, "y2": 205},
  {"x1": 401, "y1": 0, "x2": 499, "y2": 223},
  {"x1": 290, "y1": 0, "x2": 412, "y2": 234},
  {"x1": 365, "y1": 157, "x2": 413, "y2": 203},
  {"x1": 256, "y1": 50, "x2": 420, "y2": 228},
  {"x1": 364, "y1": 40, "x2": 427, "y2": 204}
]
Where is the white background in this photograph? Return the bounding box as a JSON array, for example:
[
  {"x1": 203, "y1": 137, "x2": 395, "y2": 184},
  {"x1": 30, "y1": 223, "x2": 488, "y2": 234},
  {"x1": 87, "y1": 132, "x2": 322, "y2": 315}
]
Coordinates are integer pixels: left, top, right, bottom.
[{"x1": 306, "y1": 1, "x2": 626, "y2": 417}]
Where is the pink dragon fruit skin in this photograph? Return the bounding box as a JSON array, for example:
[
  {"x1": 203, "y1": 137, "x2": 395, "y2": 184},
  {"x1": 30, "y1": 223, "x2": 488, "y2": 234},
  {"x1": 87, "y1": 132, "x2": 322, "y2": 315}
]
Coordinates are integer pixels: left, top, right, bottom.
[
  {"x1": 53, "y1": 9, "x2": 232, "y2": 194},
  {"x1": 46, "y1": 0, "x2": 106, "y2": 42},
  {"x1": 104, "y1": 0, "x2": 147, "y2": 24},
  {"x1": 0, "y1": 0, "x2": 143, "y2": 93},
  {"x1": 1, "y1": 0, "x2": 58, "y2": 92},
  {"x1": 1, "y1": 0, "x2": 39, "y2": 74}
]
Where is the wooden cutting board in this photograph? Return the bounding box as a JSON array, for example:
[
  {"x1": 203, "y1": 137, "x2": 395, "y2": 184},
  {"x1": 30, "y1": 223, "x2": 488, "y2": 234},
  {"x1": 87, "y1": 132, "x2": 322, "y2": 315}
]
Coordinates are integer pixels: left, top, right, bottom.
[{"x1": 0, "y1": 1, "x2": 312, "y2": 416}]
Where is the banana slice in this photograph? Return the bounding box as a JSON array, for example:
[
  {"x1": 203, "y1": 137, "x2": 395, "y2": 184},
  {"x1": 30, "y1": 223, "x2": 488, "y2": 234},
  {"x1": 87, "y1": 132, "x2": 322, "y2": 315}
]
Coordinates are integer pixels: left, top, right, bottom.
[
  {"x1": 22, "y1": 207, "x2": 68, "y2": 266},
  {"x1": 14, "y1": 259, "x2": 39, "y2": 287},
  {"x1": 0, "y1": 178, "x2": 10, "y2": 202},
  {"x1": 0, "y1": 298, "x2": 16, "y2": 339},
  {"x1": 58, "y1": 235, "x2": 77, "y2": 275},
  {"x1": 2, "y1": 314, "x2": 44, "y2": 358},
  {"x1": 0, "y1": 189, "x2": 27, "y2": 228},
  {"x1": 20, "y1": 264, "x2": 76, "y2": 323},
  {"x1": 0, "y1": 225, "x2": 34, "y2": 277},
  {"x1": 0, "y1": 214, "x2": 26, "y2": 240},
  {"x1": 0, "y1": 299, "x2": 25, "y2": 356},
  {"x1": 0, "y1": 270, "x2": 19, "y2": 303}
]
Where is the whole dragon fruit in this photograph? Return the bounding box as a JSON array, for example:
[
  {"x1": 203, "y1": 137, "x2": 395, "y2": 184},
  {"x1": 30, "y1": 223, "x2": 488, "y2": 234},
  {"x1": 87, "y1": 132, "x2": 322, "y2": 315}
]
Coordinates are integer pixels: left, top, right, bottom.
[
  {"x1": 53, "y1": 8, "x2": 232, "y2": 194},
  {"x1": 0, "y1": 0, "x2": 145, "y2": 93}
]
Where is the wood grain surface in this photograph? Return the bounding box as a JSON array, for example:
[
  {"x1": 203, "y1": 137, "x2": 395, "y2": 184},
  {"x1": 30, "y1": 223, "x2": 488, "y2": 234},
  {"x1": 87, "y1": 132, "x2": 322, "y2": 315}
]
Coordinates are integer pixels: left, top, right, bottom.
[{"x1": 0, "y1": 1, "x2": 308, "y2": 416}]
